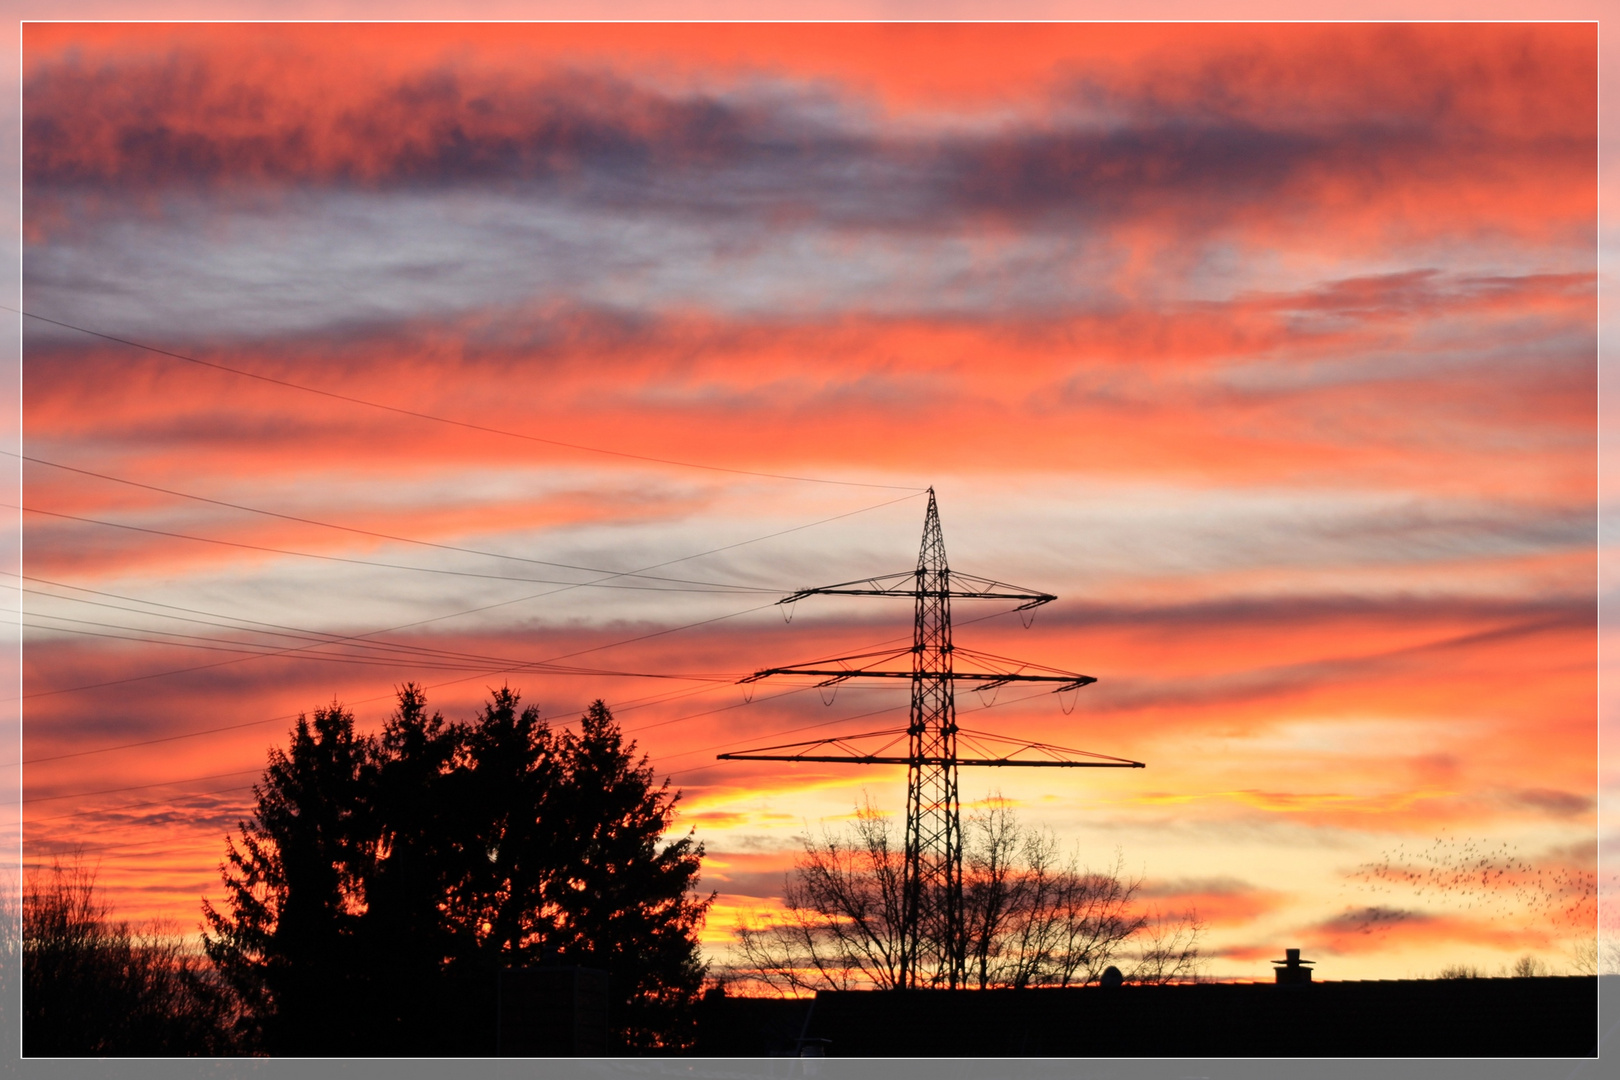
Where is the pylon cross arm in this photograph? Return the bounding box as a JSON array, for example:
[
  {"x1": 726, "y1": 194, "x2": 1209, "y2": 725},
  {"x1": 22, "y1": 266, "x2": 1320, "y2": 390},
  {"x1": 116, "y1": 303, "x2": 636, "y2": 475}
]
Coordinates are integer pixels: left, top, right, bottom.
[
  {"x1": 715, "y1": 753, "x2": 1139, "y2": 766},
  {"x1": 716, "y1": 726, "x2": 1143, "y2": 768},
  {"x1": 739, "y1": 666, "x2": 1096, "y2": 692},
  {"x1": 780, "y1": 570, "x2": 1055, "y2": 608}
]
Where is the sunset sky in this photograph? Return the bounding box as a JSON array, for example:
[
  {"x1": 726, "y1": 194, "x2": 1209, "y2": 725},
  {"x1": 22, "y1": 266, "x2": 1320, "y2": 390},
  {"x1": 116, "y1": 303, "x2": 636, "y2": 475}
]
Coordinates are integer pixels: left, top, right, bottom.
[{"x1": 15, "y1": 20, "x2": 1601, "y2": 982}]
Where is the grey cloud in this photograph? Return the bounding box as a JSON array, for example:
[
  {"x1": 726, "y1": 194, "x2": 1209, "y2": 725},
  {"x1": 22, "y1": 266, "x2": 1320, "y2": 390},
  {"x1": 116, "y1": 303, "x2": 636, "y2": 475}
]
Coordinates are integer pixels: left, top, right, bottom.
[
  {"x1": 21, "y1": 48, "x2": 1594, "y2": 345},
  {"x1": 1502, "y1": 788, "x2": 1594, "y2": 817},
  {"x1": 1313, "y1": 905, "x2": 1432, "y2": 934},
  {"x1": 1138, "y1": 875, "x2": 1264, "y2": 899}
]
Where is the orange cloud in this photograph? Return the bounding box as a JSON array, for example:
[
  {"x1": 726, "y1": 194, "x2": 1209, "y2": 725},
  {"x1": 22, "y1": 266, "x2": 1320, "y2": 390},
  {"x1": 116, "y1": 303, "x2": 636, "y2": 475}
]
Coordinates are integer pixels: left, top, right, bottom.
[
  {"x1": 1138, "y1": 876, "x2": 1286, "y2": 928},
  {"x1": 22, "y1": 24, "x2": 1594, "y2": 265},
  {"x1": 23, "y1": 271, "x2": 1593, "y2": 504}
]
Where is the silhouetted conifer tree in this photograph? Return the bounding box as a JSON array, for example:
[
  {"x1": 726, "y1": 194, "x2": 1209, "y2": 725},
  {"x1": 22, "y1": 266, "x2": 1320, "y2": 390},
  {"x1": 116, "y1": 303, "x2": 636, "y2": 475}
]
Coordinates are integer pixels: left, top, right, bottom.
[
  {"x1": 546, "y1": 700, "x2": 709, "y2": 1050},
  {"x1": 205, "y1": 687, "x2": 711, "y2": 1055},
  {"x1": 204, "y1": 702, "x2": 373, "y2": 1053}
]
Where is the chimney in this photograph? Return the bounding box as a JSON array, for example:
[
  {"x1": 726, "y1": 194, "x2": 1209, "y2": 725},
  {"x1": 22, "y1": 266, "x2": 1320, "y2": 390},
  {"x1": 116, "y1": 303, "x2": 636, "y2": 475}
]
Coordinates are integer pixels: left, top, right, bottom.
[{"x1": 1271, "y1": 947, "x2": 1315, "y2": 985}]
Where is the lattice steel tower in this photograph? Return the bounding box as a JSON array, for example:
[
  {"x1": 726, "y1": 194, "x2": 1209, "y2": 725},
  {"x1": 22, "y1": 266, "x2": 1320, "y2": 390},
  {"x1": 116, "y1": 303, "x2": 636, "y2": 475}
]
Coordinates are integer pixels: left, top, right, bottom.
[{"x1": 718, "y1": 489, "x2": 1144, "y2": 989}]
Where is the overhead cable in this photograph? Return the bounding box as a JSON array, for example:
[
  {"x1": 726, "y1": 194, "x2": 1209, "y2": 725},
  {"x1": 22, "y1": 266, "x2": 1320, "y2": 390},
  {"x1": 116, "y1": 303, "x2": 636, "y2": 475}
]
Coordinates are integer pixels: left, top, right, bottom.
[{"x1": 10, "y1": 307, "x2": 923, "y2": 492}]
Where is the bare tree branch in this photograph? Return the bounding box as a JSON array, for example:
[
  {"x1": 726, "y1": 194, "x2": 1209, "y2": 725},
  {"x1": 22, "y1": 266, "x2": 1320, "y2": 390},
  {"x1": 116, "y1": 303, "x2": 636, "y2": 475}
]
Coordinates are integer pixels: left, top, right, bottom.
[{"x1": 732, "y1": 798, "x2": 1197, "y2": 992}]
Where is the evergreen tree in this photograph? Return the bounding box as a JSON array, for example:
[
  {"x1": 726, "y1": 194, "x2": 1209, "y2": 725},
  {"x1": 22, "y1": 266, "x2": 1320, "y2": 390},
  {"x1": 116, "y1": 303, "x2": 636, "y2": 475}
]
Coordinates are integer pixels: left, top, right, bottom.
[
  {"x1": 354, "y1": 685, "x2": 472, "y2": 1051},
  {"x1": 548, "y1": 700, "x2": 709, "y2": 1051},
  {"x1": 204, "y1": 687, "x2": 712, "y2": 1054},
  {"x1": 204, "y1": 702, "x2": 372, "y2": 1053}
]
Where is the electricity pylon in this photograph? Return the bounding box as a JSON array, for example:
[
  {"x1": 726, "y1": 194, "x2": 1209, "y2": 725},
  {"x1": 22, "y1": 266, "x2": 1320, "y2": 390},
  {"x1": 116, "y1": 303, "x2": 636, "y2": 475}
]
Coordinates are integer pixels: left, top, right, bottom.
[{"x1": 717, "y1": 489, "x2": 1144, "y2": 989}]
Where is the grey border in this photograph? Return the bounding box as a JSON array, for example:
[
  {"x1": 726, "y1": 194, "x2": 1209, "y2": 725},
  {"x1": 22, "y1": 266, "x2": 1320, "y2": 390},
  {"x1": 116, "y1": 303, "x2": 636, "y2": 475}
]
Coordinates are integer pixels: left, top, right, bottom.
[
  {"x1": 5, "y1": 1052, "x2": 1620, "y2": 1080},
  {"x1": 1, "y1": 6, "x2": 1611, "y2": 1080}
]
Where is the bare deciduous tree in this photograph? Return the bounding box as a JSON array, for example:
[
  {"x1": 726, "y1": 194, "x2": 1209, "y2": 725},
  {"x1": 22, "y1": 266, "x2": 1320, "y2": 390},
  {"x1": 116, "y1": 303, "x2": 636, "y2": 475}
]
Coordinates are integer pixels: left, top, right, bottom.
[
  {"x1": 733, "y1": 798, "x2": 1203, "y2": 993},
  {"x1": 1510, "y1": 954, "x2": 1549, "y2": 977},
  {"x1": 24, "y1": 856, "x2": 243, "y2": 1055},
  {"x1": 1127, "y1": 907, "x2": 1207, "y2": 985},
  {"x1": 1567, "y1": 937, "x2": 1620, "y2": 976},
  {"x1": 735, "y1": 802, "x2": 906, "y2": 993},
  {"x1": 1436, "y1": 963, "x2": 1487, "y2": 979},
  {"x1": 0, "y1": 866, "x2": 17, "y2": 1060}
]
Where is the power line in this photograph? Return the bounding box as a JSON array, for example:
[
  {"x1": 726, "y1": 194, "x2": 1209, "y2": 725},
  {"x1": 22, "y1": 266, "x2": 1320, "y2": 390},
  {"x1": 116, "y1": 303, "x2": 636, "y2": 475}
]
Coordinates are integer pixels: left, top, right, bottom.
[
  {"x1": 24, "y1": 558, "x2": 1016, "y2": 681},
  {"x1": 21, "y1": 709, "x2": 318, "y2": 766},
  {"x1": 21, "y1": 594, "x2": 804, "y2": 760},
  {"x1": 22, "y1": 664, "x2": 776, "y2": 811},
  {"x1": 10, "y1": 450, "x2": 779, "y2": 591},
  {"x1": 25, "y1": 830, "x2": 221, "y2": 861},
  {"x1": 10, "y1": 306, "x2": 922, "y2": 492},
  {"x1": 16, "y1": 503, "x2": 776, "y2": 593},
  {"x1": 21, "y1": 682, "x2": 1071, "y2": 846},
  {"x1": 604, "y1": 607, "x2": 1052, "y2": 743},
  {"x1": 15, "y1": 581, "x2": 1025, "y2": 767},
  {"x1": 23, "y1": 612, "x2": 1042, "y2": 821},
  {"x1": 21, "y1": 577, "x2": 750, "y2": 677},
  {"x1": 19, "y1": 592, "x2": 777, "y2": 709},
  {"x1": 25, "y1": 573, "x2": 753, "y2": 705},
  {"x1": 21, "y1": 579, "x2": 585, "y2": 670},
  {"x1": 24, "y1": 574, "x2": 770, "y2": 678},
  {"x1": 21, "y1": 673, "x2": 808, "y2": 818},
  {"x1": 22, "y1": 612, "x2": 736, "y2": 682},
  {"x1": 23, "y1": 693, "x2": 823, "y2": 828},
  {"x1": 24, "y1": 614, "x2": 457, "y2": 668},
  {"x1": 22, "y1": 652, "x2": 921, "y2": 820},
  {"x1": 19, "y1": 490, "x2": 923, "y2": 700},
  {"x1": 21, "y1": 612, "x2": 773, "y2": 764},
  {"x1": 24, "y1": 768, "x2": 264, "y2": 805},
  {"x1": 26, "y1": 780, "x2": 263, "y2": 826},
  {"x1": 24, "y1": 688, "x2": 875, "y2": 832},
  {"x1": 664, "y1": 682, "x2": 1072, "y2": 779}
]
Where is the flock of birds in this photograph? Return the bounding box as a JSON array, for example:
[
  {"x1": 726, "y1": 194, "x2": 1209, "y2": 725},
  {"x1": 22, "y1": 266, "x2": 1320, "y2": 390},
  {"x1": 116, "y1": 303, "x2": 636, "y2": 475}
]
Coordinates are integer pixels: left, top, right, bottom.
[{"x1": 1344, "y1": 836, "x2": 1598, "y2": 931}]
